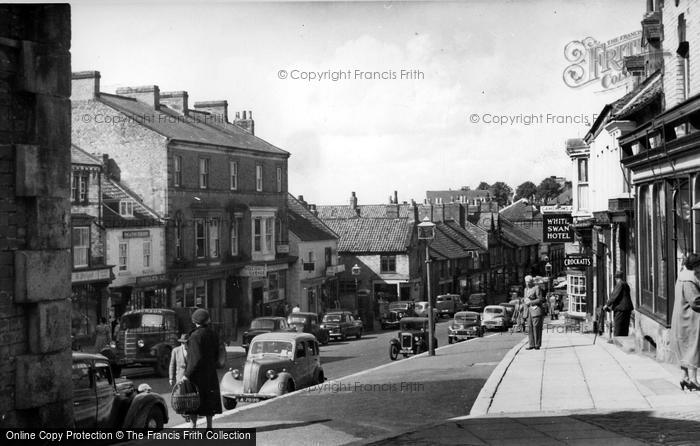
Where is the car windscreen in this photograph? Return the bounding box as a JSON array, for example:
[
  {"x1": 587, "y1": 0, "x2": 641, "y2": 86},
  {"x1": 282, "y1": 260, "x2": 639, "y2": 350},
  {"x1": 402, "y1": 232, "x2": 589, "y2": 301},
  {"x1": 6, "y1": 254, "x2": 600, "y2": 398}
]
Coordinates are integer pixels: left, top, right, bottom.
[
  {"x1": 484, "y1": 307, "x2": 503, "y2": 314},
  {"x1": 415, "y1": 303, "x2": 426, "y2": 310},
  {"x1": 389, "y1": 303, "x2": 408, "y2": 310},
  {"x1": 400, "y1": 321, "x2": 427, "y2": 331},
  {"x1": 323, "y1": 314, "x2": 341, "y2": 323},
  {"x1": 469, "y1": 296, "x2": 484, "y2": 303},
  {"x1": 251, "y1": 319, "x2": 276, "y2": 330},
  {"x1": 288, "y1": 316, "x2": 310, "y2": 324},
  {"x1": 436, "y1": 297, "x2": 447, "y2": 301},
  {"x1": 455, "y1": 315, "x2": 477, "y2": 323},
  {"x1": 121, "y1": 313, "x2": 164, "y2": 329},
  {"x1": 249, "y1": 340, "x2": 293, "y2": 357}
]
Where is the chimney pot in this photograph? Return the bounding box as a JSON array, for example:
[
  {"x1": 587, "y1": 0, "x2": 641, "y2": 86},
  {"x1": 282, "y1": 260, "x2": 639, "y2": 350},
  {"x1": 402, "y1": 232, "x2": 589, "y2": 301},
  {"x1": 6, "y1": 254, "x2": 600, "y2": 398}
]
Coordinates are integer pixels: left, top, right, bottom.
[{"x1": 233, "y1": 109, "x2": 255, "y2": 135}]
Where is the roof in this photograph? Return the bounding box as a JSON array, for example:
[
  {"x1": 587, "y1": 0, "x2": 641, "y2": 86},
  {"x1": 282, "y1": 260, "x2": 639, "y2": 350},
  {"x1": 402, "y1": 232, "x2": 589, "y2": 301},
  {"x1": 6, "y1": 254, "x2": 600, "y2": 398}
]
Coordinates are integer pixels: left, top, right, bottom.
[
  {"x1": 321, "y1": 218, "x2": 414, "y2": 253},
  {"x1": 316, "y1": 203, "x2": 412, "y2": 219},
  {"x1": 287, "y1": 194, "x2": 338, "y2": 242},
  {"x1": 97, "y1": 93, "x2": 289, "y2": 156},
  {"x1": 611, "y1": 70, "x2": 662, "y2": 120},
  {"x1": 251, "y1": 332, "x2": 316, "y2": 342},
  {"x1": 499, "y1": 216, "x2": 539, "y2": 247},
  {"x1": 429, "y1": 221, "x2": 485, "y2": 260},
  {"x1": 499, "y1": 199, "x2": 542, "y2": 222},
  {"x1": 102, "y1": 177, "x2": 164, "y2": 228},
  {"x1": 71, "y1": 145, "x2": 102, "y2": 167}
]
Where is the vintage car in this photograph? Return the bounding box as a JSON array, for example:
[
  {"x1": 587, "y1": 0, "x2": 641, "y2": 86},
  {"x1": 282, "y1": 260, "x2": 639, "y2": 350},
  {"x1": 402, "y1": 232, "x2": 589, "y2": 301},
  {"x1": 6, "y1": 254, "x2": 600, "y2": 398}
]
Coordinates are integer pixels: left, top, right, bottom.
[
  {"x1": 497, "y1": 302, "x2": 516, "y2": 325},
  {"x1": 380, "y1": 301, "x2": 415, "y2": 329},
  {"x1": 389, "y1": 317, "x2": 437, "y2": 360},
  {"x1": 482, "y1": 305, "x2": 511, "y2": 331},
  {"x1": 287, "y1": 312, "x2": 330, "y2": 345},
  {"x1": 220, "y1": 332, "x2": 325, "y2": 410},
  {"x1": 320, "y1": 311, "x2": 363, "y2": 340},
  {"x1": 466, "y1": 293, "x2": 488, "y2": 313},
  {"x1": 447, "y1": 311, "x2": 484, "y2": 343},
  {"x1": 242, "y1": 317, "x2": 295, "y2": 353},
  {"x1": 413, "y1": 301, "x2": 439, "y2": 323},
  {"x1": 436, "y1": 294, "x2": 461, "y2": 318},
  {"x1": 72, "y1": 352, "x2": 168, "y2": 430}
]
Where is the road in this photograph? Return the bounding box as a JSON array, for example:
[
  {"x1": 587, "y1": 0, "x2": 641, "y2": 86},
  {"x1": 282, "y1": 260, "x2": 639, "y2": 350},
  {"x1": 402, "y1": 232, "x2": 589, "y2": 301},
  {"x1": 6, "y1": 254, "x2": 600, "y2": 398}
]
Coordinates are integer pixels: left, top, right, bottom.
[{"x1": 122, "y1": 318, "x2": 511, "y2": 428}]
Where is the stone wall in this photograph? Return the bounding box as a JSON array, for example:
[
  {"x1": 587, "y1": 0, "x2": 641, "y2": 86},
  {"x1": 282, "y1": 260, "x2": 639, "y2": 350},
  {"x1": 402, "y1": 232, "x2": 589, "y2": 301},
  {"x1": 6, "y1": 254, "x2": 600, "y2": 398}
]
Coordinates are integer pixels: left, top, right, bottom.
[{"x1": 0, "y1": 4, "x2": 73, "y2": 427}]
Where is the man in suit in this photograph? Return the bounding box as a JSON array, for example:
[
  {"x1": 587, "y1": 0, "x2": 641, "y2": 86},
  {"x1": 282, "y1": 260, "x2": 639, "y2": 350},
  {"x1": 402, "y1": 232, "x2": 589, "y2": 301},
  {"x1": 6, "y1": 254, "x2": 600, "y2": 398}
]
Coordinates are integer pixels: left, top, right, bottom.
[
  {"x1": 523, "y1": 275, "x2": 544, "y2": 350},
  {"x1": 604, "y1": 271, "x2": 633, "y2": 336}
]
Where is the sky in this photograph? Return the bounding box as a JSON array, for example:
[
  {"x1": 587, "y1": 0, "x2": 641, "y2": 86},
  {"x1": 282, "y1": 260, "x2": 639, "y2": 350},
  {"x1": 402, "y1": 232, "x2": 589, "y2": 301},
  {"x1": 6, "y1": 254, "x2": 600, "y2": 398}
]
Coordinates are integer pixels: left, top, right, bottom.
[{"x1": 70, "y1": 0, "x2": 645, "y2": 205}]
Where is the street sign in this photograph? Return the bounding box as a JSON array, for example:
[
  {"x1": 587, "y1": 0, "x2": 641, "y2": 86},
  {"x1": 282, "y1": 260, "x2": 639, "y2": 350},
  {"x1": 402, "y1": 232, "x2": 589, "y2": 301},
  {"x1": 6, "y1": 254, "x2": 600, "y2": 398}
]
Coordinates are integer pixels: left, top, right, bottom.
[{"x1": 543, "y1": 213, "x2": 574, "y2": 242}]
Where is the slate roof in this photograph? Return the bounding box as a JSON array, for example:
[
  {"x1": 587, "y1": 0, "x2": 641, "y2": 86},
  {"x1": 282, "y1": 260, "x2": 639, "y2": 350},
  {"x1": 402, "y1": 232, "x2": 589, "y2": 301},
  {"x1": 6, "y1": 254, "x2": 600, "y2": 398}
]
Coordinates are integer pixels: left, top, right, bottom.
[
  {"x1": 429, "y1": 221, "x2": 486, "y2": 260},
  {"x1": 499, "y1": 199, "x2": 542, "y2": 222},
  {"x1": 287, "y1": 194, "x2": 338, "y2": 242},
  {"x1": 71, "y1": 145, "x2": 102, "y2": 167},
  {"x1": 102, "y1": 177, "x2": 163, "y2": 228},
  {"x1": 321, "y1": 218, "x2": 414, "y2": 253},
  {"x1": 499, "y1": 216, "x2": 539, "y2": 247},
  {"x1": 612, "y1": 70, "x2": 662, "y2": 120},
  {"x1": 316, "y1": 204, "x2": 412, "y2": 219},
  {"x1": 97, "y1": 93, "x2": 289, "y2": 156},
  {"x1": 461, "y1": 220, "x2": 489, "y2": 249}
]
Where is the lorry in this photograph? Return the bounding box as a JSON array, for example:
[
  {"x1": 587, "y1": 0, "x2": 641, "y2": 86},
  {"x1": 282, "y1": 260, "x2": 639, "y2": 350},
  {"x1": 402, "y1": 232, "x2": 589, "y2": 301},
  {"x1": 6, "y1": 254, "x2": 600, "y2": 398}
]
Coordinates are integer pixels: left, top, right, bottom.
[{"x1": 435, "y1": 294, "x2": 461, "y2": 318}]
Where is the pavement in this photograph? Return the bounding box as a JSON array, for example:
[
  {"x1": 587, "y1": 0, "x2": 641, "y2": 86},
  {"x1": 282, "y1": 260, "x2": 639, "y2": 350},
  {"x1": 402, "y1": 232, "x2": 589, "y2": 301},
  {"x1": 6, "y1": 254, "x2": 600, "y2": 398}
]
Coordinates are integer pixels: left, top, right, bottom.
[{"x1": 370, "y1": 318, "x2": 700, "y2": 445}]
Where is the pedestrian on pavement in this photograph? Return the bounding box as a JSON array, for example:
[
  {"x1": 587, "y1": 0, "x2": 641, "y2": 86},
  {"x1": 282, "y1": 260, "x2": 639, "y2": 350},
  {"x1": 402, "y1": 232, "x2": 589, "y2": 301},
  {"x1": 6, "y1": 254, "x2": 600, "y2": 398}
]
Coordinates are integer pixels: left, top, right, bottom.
[
  {"x1": 292, "y1": 304, "x2": 301, "y2": 313},
  {"x1": 548, "y1": 293, "x2": 559, "y2": 320},
  {"x1": 603, "y1": 271, "x2": 633, "y2": 336},
  {"x1": 169, "y1": 334, "x2": 188, "y2": 387},
  {"x1": 523, "y1": 275, "x2": 544, "y2": 350},
  {"x1": 670, "y1": 253, "x2": 700, "y2": 391},
  {"x1": 182, "y1": 308, "x2": 222, "y2": 428},
  {"x1": 93, "y1": 317, "x2": 111, "y2": 353}
]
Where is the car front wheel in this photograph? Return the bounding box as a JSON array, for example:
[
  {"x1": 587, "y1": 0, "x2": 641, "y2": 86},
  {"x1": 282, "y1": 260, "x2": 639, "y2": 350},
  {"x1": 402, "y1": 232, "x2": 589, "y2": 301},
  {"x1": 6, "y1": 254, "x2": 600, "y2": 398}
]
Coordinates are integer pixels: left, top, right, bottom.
[
  {"x1": 355, "y1": 330, "x2": 362, "y2": 340},
  {"x1": 448, "y1": 337, "x2": 453, "y2": 344},
  {"x1": 389, "y1": 344, "x2": 399, "y2": 361},
  {"x1": 144, "y1": 407, "x2": 165, "y2": 430},
  {"x1": 223, "y1": 397, "x2": 238, "y2": 411}
]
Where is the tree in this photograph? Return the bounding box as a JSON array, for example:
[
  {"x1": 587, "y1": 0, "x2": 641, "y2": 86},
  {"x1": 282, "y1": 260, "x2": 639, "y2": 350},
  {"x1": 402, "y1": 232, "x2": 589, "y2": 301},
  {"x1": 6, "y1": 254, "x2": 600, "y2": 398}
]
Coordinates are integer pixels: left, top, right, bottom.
[
  {"x1": 477, "y1": 182, "x2": 490, "y2": 190},
  {"x1": 536, "y1": 177, "x2": 562, "y2": 204},
  {"x1": 514, "y1": 181, "x2": 537, "y2": 202},
  {"x1": 491, "y1": 181, "x2": 513, "y2": 207}
]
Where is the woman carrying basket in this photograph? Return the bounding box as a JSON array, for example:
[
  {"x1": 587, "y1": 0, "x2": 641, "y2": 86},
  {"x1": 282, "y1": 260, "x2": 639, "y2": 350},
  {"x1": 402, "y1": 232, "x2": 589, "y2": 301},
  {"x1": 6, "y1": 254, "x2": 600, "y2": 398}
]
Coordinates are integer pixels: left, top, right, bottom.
[{"x1": 181, "y1": 308, "x2": 222, "y2": 428}]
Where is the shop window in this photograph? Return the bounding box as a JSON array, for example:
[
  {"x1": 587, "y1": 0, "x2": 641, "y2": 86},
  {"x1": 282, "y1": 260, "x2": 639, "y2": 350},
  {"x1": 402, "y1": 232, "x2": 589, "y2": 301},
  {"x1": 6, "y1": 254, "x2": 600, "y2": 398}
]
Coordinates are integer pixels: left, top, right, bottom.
[
  {"x1": 72, "y1": 227, "x2": 90, "y2": 268},
  {"x1": 639, "y1": 184, "x2": 654, "y2": 310},
  {"x1": 119, "y1": 242, "x2": 128, "y2": 271},
  {"x1": 567, "y1": 274, "x2": 587, "y2": 315},
  {"x1": 675, "y1": 180, "x2": 692, "y2": 274},
  {"x1": 653, "y1": 182, "x2": 667, "y2": 316},
  {"x1": 381, "y1": 255, "x2": 396, "y2": 273}
]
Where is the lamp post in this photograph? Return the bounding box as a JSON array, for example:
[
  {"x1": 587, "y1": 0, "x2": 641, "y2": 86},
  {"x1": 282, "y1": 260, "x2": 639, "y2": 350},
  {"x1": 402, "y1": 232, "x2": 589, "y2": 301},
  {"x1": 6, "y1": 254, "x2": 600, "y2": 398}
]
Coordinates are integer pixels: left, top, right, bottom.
[
  {"x1": 545, "y1": 261, "x2": 552, "y2": 295},
  {"x1": 351, "y1": 264, "x2": 361, "y2": 315},
  {"x1": 418, "y1": 217, "x2": 436, "y2": 356}
]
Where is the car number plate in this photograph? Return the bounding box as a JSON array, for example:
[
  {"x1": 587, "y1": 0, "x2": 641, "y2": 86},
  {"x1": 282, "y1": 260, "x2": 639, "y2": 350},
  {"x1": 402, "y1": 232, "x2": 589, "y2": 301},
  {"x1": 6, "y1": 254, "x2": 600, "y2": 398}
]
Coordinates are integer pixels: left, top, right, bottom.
[{"x1": 239, "y1": 397, "x2": 260, "y2": 403}]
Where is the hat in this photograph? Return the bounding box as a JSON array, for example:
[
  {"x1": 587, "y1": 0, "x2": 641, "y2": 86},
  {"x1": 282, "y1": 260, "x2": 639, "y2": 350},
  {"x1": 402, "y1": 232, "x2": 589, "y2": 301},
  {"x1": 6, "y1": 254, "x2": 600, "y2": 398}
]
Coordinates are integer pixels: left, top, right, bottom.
[
  {"x1": 614, "y1": 271, "x2": 625, "y2": 280},
  {"x1": 524, "y1": 275, "x2": 533, "y2": 283},
  {"x1": 685, "y1": 253, "x2": 700, "y2": 269},
  {"x1": 191, "y1": 308, "x2": 210, "y2": 325},
  {"x1": 177, "y1": 334, "x2": 189, "y2": 343}
]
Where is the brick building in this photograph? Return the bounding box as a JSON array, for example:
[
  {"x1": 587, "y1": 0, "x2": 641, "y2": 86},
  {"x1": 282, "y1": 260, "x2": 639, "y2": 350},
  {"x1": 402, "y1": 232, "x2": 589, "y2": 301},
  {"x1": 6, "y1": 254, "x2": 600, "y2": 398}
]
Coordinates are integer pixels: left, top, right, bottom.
[
  {"x1": 71, "y1": 72, "x2": 293, "y2": 336},
  {"x1": 70, "y1": 146, "x2": 113, "y2": 351},
  {"x1": 0, "y1": 4, "x2": 73, "y2": 427}
]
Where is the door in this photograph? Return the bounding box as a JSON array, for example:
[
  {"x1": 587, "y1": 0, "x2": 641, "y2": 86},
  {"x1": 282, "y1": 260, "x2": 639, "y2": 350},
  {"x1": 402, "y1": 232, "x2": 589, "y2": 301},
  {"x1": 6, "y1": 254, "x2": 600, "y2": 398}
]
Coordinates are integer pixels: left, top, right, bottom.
[
  {"x1": 292, "y1": 341, "x2": 309, "y2": 387},
  {"x1": 93, "y1": 360, "x2": 116, "y2": 428},
  {"x1": 252, "y1": 286, "x2": 264, "y2": 318},
  {"x1": 72, "y1": 360, "x2": 96, "y2": 429}
]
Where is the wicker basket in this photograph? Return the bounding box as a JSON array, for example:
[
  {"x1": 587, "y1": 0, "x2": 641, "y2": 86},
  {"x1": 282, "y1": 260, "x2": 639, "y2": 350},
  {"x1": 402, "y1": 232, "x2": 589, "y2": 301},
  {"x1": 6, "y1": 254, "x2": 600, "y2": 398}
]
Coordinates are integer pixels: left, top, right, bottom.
[{"x1": 171, "y1": 380, "x2": 200, "y2": 414}]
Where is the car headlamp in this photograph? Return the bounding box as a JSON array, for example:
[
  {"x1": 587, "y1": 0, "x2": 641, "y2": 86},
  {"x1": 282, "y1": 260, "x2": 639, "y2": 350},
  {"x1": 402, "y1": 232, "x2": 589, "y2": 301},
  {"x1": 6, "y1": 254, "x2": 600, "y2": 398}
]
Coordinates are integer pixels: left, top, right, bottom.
[
  {"x1": 266, "y1": 369, "x2": 278, "y2": 380},
  {"x1": 137, "y1": 339, "x2": 145, "y2": 348},
  {"x1": 414, "y1": 336, "x2": 420, "y2": 341},
  {"x1": 110, "y1": 341, "x2": 116, "y2": 348},
  {"x1": 231, "y1": 369, "x2": 241, "y2": 379}
]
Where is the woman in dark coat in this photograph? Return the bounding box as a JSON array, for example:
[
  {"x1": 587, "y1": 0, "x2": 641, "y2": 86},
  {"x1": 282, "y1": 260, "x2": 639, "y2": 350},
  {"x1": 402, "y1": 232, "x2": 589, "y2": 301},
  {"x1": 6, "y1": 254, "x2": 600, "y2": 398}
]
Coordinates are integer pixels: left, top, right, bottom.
[
  {"x1": 603, "y1": 271, "x2": 633, "y2": 336},
  {"x1": 182, "y1": 308, "x2": 222, "y2": 428}
]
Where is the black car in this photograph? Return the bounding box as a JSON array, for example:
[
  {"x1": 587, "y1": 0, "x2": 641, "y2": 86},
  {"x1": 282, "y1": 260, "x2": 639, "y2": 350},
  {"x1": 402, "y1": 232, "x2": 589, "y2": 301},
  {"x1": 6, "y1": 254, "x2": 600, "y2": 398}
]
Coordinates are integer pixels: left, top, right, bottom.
[
  {"x1": 242, "y1": 317, "x2": 295, "y2": 353},
  {"x1": 287, "y1": 312, "x2": 330, "y2": 345},
  {"x1": 380, "y1": 301, "x2": 416, "y2": 329},
  {"x1": 321, "y1": 311, "x2": 363, "y2": 341},
  {"x1": 72, "y1": 352, "x2": 168, "y2": 429},
  {"x1": 389, "y1": 317, "x2": 437, "y2": 360}
]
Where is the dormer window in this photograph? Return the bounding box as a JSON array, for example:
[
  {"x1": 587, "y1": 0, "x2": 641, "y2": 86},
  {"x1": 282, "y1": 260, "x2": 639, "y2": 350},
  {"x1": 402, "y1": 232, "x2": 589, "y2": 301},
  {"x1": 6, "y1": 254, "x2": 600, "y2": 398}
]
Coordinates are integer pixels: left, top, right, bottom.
[{"x1": 119, "y1": 200, "x2": 134, "y2": 217}]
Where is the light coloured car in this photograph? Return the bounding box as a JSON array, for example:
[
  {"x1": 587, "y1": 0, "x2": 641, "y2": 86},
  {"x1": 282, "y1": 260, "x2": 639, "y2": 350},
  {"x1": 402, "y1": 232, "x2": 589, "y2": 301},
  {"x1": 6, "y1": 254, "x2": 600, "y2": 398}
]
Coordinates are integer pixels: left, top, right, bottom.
[
  {"x1": 413, "y1": 301, "x2": 438, "y2": 322},
  {"x1": 448, "y1": 311, "x2": 483, "y2": 343},
  {"x1": 220, "y1": 332, "x2": 325, "y2": 410},
  {"x1": 482, "y1": 305, "x2": 510, "y2": 331}
]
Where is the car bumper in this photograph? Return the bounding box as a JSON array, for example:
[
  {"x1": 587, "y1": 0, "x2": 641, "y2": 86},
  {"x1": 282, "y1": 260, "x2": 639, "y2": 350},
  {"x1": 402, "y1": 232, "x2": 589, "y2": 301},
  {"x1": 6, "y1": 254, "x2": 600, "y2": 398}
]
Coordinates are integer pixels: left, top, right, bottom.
[
  {"x1": 221, "y1": 392, "x2": 277, "y2": 403},
  {"x1": 449, "y1": 331, "x2": 478, "y2": 340}
]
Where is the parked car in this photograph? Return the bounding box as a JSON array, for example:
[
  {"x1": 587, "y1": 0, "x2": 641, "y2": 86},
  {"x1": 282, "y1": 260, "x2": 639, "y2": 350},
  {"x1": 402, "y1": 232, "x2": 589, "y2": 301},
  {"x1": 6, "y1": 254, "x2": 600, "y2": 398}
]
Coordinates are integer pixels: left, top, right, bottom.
[
  {"x1": 389, "y1": 317, "x2": 437, "y2": 360},
  {"x1": 482, "y1": 305, "x2": 511, "y2": 331},
  {"x1": 242, "y1": 317, "x2": 295, "y2": 353},
  {"x1": 497, "y1": 302, "x2": 516, "y2": 326},
  {"x1": 321, "y1": 311, "x2": 363, "y2": 340},
  {"x1": 287, "y1": 312, "x2": 330, "y2": 345},
  {"x1": 413, "y1": 301, "x2": 439, "y2": 322},
  {"x1": 447, "y1": 311, "x2": 484, "y2": 343},
  {"x1": 466, "y1": 293, "x2": 488, "y2": 313},
  {"x1": 380, "y1": 301, "x2": 415, "y2": 329},
  {"x1": 72, "y1": 352, "x2": 168, "y2": 430},
  {"x1": 220, "y1": 332, "x2": 325, "y2": 410},
  {"x1": 435, "y1": 294, "x2": 461, "y2": 318}
]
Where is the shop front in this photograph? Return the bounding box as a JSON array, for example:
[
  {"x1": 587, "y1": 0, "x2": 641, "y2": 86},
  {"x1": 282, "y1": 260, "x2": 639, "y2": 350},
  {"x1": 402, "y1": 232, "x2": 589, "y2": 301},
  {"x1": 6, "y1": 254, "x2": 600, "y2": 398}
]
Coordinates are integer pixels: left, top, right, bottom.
[
  {"x1": 241, "y1": 263, "x2": 289, "y2": 320},
  {"x1": 71, "y1": 266, "x2": 113, "y2": 350}
]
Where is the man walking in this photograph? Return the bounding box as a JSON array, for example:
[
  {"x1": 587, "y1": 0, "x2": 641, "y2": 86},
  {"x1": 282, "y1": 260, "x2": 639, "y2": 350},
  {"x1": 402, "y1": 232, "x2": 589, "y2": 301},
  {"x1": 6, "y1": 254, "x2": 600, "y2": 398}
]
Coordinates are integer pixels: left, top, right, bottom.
[
  {"x1": 523, "y1": 275, "x2": 544, "y2": 350},
  {"x1": 604, "y1": 271, "x2": 633, "y2": 336}
]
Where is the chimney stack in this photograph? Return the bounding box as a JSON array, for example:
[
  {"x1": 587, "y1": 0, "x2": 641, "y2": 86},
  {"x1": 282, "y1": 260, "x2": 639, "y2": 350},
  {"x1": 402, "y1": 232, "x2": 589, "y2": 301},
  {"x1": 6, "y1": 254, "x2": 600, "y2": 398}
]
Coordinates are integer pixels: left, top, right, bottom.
[
  {"x1": 72, "y1": 71, "x2": 101, "y2": 101},
  {"x1": 194, "y1": 100, "x2": 228, "y2": 123},
  {"x1": 234, "y1": 110, "x2": 255, "y2": 135},
  {"x1": 350, "y1": 191, "x2": 358, "y2": 209},
  {"x1": 160, "y1": 91, "x2": 189, "y2": 115},
  {"x1": 116, "y1": 85, "x2": 161, "y2": 109},
  {"x1": 393, "y1": 190, "x2": 398, "y2": 205}
]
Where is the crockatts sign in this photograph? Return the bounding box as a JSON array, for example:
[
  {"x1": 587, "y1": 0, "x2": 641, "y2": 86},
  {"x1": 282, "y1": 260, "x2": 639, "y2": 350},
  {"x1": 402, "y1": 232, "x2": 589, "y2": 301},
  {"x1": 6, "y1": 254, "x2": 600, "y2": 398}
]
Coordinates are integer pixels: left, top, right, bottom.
[
  {"x1": 542, "y1": 214, "x2": 574, "y2": 242},
  {"x1": 564, "y1": 255, "x2": 592, "y2": 268}
]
